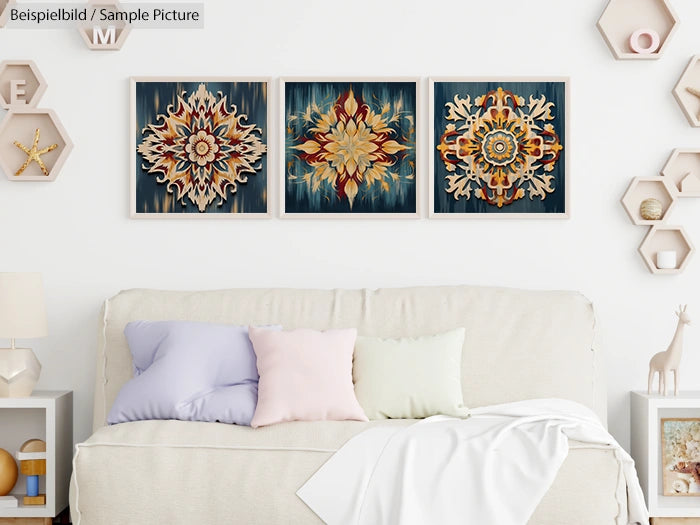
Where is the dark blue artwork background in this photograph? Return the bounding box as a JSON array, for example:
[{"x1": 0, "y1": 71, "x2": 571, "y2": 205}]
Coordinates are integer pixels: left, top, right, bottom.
[
  {"x1": 285, "y1": 81, "x2": 417, "y2": 214},
  {"x1": 433, "y1": 81, "x2": 566, "y2": 215},
  {"x1": 134, "y1": 81, "x2": 267, "y2": 214}
]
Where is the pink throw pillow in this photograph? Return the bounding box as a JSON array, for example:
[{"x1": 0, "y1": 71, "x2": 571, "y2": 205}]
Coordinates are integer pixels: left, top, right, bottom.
[{"x1": 249, "y1": 326, "x2": 368, "y2": 428}]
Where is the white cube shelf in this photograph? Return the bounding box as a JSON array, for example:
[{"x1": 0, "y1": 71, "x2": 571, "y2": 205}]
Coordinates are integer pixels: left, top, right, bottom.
[
  {"x1": 0, "y1": 391, "x2": 72, "y2": 519},
  {"x1": 632, "y1": 391, "x2": 700, "y2": 518}
]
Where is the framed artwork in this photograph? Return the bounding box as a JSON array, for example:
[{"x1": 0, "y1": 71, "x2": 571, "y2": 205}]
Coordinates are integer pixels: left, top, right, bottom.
[
  {"x1": 429, "y1": 77, "x2": 569, "y2": 219},
  {"x1": 281, "y1": 78, "x2": 419, "y2": 218},
  {"x1": 661, "y1": 418, "x2": 700, "y2": 496},
  {"x1": 130, "y1": 77, "x2": 270, "y2": 218}
]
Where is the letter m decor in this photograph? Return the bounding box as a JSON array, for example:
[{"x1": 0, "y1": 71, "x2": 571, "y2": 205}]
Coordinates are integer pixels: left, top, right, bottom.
[
  {"x1": 93, "y1": 25, "x2": 116, "y2": 45},
  {"x1": 78, "y1": 2, "x2": 131, "y2": 51}
]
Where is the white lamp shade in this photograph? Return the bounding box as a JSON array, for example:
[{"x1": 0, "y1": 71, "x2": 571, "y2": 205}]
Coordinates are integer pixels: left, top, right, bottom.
[{"x1": 0, "y1": 273, "x2": 48, "y2": 339}]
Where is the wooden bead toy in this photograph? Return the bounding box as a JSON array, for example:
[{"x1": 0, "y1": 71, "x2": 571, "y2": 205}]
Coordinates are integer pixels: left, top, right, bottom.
[
  {"x1": 16, "y1": 438, "x2": 47, "y2": 505},
  {"x1": 0, "y1": 448, "x2": 18, "y2": 496}
]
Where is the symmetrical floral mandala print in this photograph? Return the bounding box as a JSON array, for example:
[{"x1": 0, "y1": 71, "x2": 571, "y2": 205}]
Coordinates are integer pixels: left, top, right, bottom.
[
  {"x1": 437, "y1": 86, "x2": 563, "y2": 209},
  {"x1": 286, "y1": 82, "x2": 416, "y2": 213},
  {"x1": 137, "y1": 83, "x2": 267, "y2": 212}
]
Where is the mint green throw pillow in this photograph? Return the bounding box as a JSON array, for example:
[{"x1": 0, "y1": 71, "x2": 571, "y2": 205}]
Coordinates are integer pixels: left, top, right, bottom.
[{"x1": 352, "y1": 328, "x2": 469, "y2": 420}]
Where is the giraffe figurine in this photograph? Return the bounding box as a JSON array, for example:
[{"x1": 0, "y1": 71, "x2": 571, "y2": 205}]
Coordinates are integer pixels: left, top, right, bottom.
[{"x1": 648, "y1": 305, "x2": 691, "y2": 396}]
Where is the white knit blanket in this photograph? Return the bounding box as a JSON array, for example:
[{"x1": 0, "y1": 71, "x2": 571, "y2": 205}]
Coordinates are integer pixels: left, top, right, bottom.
[{"x1": 297, "y1": 399, "x2": 649, "y2": 525}]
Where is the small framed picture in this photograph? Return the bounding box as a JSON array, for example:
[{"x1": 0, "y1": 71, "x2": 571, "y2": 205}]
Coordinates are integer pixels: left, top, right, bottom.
[
  {"x1": 281, "y1": 77, "x2": 419, "y2": 218},
  {"x1": 661, "y1": 418, "x2": 700, "y2": 496},
  {"x1": 429, "y1": 77, "x2": 569, "y2": 219},
  {"x1": 130, "y1": 77, "x2": 270, "y2": 218}
]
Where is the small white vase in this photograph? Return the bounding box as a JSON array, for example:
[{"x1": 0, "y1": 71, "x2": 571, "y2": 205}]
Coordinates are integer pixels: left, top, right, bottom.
[{"x1": 0, "y1": 348, "x2": 41, "y2": 397}]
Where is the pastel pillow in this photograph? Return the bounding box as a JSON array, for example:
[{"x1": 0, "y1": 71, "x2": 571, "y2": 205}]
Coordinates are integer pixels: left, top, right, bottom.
[
  {"x1": 352, "y1": 328, "x2": 469, "y2": 420},
  {"x1": 108, "y1": 321, "x2": 279, "y2": 426},
  {"x1": 248, "y1": 326, "x2": 368, "y2": 428}
]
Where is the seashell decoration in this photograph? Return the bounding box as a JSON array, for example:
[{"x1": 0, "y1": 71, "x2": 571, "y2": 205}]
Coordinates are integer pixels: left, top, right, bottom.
[
  {"x1": 640, "y1": 198, "x2": 663, "y2": 221},
  {"x1": 672, "y1": 478, "x2": 690, "y2": 494}
]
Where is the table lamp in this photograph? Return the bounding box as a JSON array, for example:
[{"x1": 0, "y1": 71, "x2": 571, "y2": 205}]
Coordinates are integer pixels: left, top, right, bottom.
[{"x1": 0, "y1": 273, "x2": 47, "y2": 397}]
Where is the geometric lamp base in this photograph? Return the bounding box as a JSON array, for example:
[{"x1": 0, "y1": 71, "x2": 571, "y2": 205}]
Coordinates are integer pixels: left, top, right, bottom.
[{"x1": 0, "y1": 348, "x2": 41, "y2": 397}]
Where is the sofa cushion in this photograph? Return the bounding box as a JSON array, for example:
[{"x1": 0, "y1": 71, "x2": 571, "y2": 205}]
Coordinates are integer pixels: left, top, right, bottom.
[
  {"x1": 71, "y1": 419, "x2": 627, "y2": 525},
  {"x1": 353, "y1": 328, "x2": 469, "y2": 419},
  {"x1": 249, "y1": 326, "x2": 368, "y2": 428},
  {"x1": 107, "y1": 321, "x2": 272, "y2": 426}
]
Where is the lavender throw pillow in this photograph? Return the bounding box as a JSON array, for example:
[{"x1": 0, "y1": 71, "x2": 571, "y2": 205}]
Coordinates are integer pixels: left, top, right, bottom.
[{"x1": 108, "y1": 321, "x2": 276, "y2": 426}]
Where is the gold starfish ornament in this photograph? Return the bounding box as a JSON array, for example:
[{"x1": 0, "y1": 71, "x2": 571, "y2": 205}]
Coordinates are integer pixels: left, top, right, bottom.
[{"x1": 13, "y1": 128, "x2": 58, "y2": 176}]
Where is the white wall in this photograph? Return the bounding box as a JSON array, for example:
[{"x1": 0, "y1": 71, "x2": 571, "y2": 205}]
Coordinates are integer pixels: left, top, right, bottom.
[{"x1": 1, "y1": 0, "x2": 700, "y2": 449}]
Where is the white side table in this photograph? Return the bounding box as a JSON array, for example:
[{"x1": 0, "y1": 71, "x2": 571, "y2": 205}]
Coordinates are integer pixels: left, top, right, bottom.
[
  {"x1": 631, "y1": 391, "x2": 700, "y2": 524},
  {"x1": 0, "y1": 391, "x2": 72, "y2": 524}
]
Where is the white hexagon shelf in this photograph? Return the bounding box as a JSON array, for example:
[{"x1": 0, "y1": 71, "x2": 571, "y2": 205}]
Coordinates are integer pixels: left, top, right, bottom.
[
  {"x1": 597, "y1": 0, "x2": 679, "y2": 60},
  {"x1": 621, "y1": 176, "x2": 677, "y2": 226},
  {"x1": 0, "y1": 1, "x2": 11, "y2": 28},
  {"x1": 0, "y1": 60, "x2": 47, "y2": 109},
  {"x1": 0, "y1": 108, "x2": 73, "y2": 181},
  {"x1": 78, "y1": 2, "x2": 131, "y2": 51},
  {"x1": 639, "y1": 225, "x2": 694, "y2": 274},
  {"x1": 673, "y1": 56, "x2": 700, "y2": 128},
  {"x1": 661, "y1": 149, "x2": 700, "y2": 197}
]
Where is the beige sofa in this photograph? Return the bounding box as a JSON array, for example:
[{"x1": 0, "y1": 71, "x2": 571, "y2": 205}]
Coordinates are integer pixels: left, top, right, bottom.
[{"x1": 70, "y1": 286, "x2": 630, "y2": 524}]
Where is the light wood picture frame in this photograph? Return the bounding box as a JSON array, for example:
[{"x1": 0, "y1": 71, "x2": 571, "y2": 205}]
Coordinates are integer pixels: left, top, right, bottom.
[
  {"x1": 130, "y1": 77, "x2": 271, "y2": 219},
  {"x1": 661, "y1": 417, "x2": 700, "y2": 496},
  {"x1": 280, "y1": 77, "x2": 421, "y2": 219},
  {"x1": 429, "y1": 77, "x2": 570, "y2": 219}
]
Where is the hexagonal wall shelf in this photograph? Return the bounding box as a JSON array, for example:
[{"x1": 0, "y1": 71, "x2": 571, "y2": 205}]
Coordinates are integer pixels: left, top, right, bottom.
[
  {"x1": 78, "y1": 2, "x2": 131, "y2": 51},
  {"x1": 0, "y1": 1, "x2": 11, "y2": 28},
  {"x1": 0, "y1": 61, "x2": 47, "y2": 109},
  {"x1": 597, "y1": 0, "x2": 679, "y2": 60},
  {"x1": 621, "y1": 177, "x2": 677, "y2": 225},
  {"x1": 661, "y1": 149, "x2": 700, "y2": 197},
  {"x1": 639, "y1": 225, "x2": 694, "y2": 274},
  {"x1": 0, "y1": 108, "x2": 73, "y2": 181},
  {"x1": 673, "y1": 56, "x2": 700, "y2": 128}
]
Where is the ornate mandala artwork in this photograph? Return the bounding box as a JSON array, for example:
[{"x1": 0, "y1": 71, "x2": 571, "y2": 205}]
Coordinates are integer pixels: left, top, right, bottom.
[
  {"x1": 433, "y1": 80, "x2": 567, "y2": 216},
  {"x1": 285, "y1": 81, "x2": 416, "y2": 215},
  {"x1": 133, "y1": 80, "x2": 268, "y2": 215}
]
